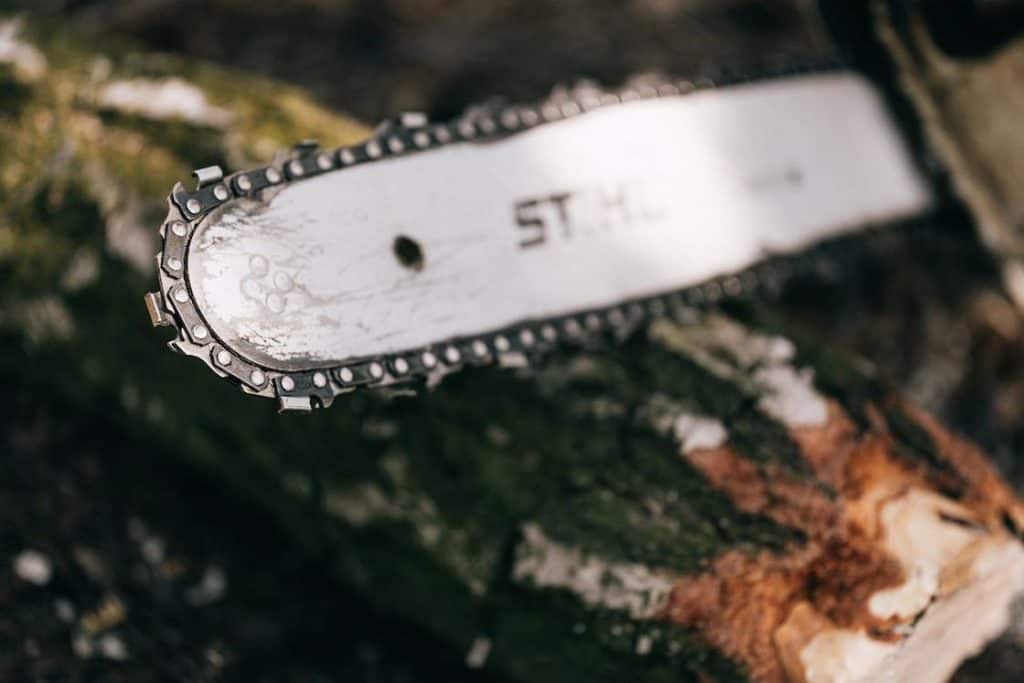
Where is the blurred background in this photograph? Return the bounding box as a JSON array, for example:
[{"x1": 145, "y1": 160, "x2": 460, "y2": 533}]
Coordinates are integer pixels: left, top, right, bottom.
[{"x1": 3, "y1": 1, "x2": 1024, "y2": 680}]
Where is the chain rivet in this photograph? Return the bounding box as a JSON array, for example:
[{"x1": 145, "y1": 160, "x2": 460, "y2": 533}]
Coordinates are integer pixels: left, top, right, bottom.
[{"x1": 162, "y1": 75, "x2": 791, "y2": 404}]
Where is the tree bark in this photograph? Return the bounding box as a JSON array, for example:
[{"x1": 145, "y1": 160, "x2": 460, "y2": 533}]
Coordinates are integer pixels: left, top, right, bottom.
[{"x1": 2, "y1": 16, "x2": 1023, "y2": 683}]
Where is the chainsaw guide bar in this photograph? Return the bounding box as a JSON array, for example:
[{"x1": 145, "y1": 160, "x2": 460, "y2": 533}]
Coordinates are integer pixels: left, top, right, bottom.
[{"x1": 146, "y1": 64, "x2": 932, "y2": 411}]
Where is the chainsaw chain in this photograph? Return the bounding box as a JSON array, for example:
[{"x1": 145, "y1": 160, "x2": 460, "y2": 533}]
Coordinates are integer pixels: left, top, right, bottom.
[{"x1": 148, "y1": 59, "x2": 919, "y2": 411}]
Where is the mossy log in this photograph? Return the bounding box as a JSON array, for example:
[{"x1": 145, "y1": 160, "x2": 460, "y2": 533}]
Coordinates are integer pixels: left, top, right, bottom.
[{"x1": 3, "y1": 17, "x2": 1024, "y2": 683}]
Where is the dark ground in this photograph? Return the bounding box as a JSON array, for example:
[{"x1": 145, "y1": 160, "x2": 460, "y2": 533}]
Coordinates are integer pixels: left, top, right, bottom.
[{"x1": 3, "y1": 1, "x2": 1024, "y2": 680}]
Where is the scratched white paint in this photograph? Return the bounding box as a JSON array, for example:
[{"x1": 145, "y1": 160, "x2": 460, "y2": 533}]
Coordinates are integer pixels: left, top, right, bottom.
[
  {"x1": 513, "y1": 522, "x2": 675, "y2": 619},
  {"x1": 187, "y1": 72, "x2": 932, "y2": 370}
]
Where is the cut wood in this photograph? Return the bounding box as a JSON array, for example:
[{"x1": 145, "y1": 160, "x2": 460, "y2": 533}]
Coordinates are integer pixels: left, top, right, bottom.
[{"x1": 1, "y1": 15, "x2": 1023, "y2": 683}]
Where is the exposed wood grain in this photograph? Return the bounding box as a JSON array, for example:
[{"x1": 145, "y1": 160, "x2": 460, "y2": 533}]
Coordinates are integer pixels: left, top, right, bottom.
[{"x1": 2, "y1": 13, "x2": 1023, "y2": 683}]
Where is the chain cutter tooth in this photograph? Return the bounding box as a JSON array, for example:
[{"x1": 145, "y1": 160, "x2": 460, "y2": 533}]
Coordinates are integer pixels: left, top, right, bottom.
[{"x1": 147, "y1": 60, "x2": 864, "y2": 410}]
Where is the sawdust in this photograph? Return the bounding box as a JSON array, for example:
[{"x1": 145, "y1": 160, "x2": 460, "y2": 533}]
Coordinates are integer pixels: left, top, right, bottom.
[
  {"x1": 660, "y1": 398, "x2": 1023, "y2": 682},
  {"x1": 901, "y1": 402, "x2": 1024, "y2": 531}
]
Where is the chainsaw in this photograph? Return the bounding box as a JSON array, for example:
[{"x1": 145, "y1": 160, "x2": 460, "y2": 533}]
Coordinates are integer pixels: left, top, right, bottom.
[{"x1": 145, "y1": 46, "x2": 936, "y2": 411}]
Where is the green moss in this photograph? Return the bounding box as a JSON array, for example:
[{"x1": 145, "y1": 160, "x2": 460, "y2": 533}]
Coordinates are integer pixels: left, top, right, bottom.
[
  {"x1": 287, "y1": 348, "x2": 801, "y2": 589},
  {"x1": 0, "y1": 19, "x2": 894, "y2": 681},
  {"x1": 0, "y1": 177, "x2": 103, "y2": 294},
  {"x1": 0, "y1": 64, "x2": 31, "y2": 115},
  {"x1": 881, "y1": 404, "x2": 967, "y2": 498},
  {"x1": 488, "y1": 589, "x2": 748, "y2": 682},
  {"x1": 607, "y1": 334, "x2": 813, "y2": 478},
  {"x1": 95, "y1": 110, "x2": 228, "y2": 175},
  {"x1": 727, "y1": 301, "x2": 885, "y2": 424},
  {"x1": 12, "y1": 19, "x2": 114, "y2": 75},
  {"x1": 532, "y1": 423, "x2": 801, "y2": 569}
]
